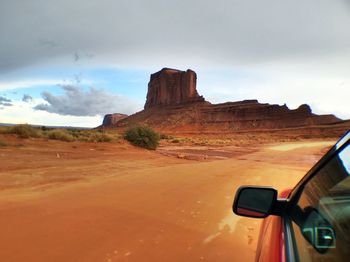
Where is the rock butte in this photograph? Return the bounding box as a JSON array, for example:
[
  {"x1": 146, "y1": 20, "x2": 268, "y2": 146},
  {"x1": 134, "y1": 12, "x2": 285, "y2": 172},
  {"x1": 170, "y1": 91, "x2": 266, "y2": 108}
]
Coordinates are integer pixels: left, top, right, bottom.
[
  {"x1": 145, "y1": 68, "x2": 205, "y2": 108},
  {"x1": 102, "y1": 68, "x2": 347, "y2": 134},
  {"x1": 102, "y1": 113, "x2": 128, "y2": 127}
]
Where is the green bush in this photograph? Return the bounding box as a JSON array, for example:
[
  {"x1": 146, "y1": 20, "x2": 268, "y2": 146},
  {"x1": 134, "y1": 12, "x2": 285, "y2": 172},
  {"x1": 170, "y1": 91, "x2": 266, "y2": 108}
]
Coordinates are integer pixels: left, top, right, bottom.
[
  {"x1": 124, "y1": 125, "x2": 160, "y2": 150},
  {"x1": 47, "y1": 129, "x2": 75, "y2": 142},
  {"x1": 8, "y1": 124, "x2": 41, "y2": 138}
]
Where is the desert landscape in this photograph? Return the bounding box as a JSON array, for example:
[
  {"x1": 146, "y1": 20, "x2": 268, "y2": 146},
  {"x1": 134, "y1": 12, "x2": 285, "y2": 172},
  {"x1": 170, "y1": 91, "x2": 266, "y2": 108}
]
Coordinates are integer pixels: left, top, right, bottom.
[
  {"x1": 2, "y1": 0, "x2": 350, "y2": 260},
  {"x1": 0, "y1": 132, "x2": 337, "y2": 262},
  {"x1": 1, "y1": 68, "x2": 349, "y2": 262}
]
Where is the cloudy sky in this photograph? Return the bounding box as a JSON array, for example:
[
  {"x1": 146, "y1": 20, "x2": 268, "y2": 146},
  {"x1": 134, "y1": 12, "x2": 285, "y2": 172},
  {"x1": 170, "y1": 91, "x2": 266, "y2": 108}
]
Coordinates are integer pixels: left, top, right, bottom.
[{"x1": 0, "y1": 0, "x2": 349, "y2": 127}]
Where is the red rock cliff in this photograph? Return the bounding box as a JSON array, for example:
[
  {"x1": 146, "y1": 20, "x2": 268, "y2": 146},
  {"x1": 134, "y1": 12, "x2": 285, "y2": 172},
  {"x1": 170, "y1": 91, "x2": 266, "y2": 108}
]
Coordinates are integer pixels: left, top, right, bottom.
[
  {"x1": 144, "y1": 68, "x2": 205, "y2": 109},
  {"x1": 102, "y1": 113, "x2": 128, "y2": 126}
]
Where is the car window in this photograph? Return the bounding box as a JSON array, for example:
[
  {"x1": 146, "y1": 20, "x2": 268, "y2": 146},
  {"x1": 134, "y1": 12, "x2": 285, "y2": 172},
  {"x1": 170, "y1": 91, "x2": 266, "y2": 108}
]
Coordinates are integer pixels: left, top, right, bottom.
[{"x1": 291, "y1": 142, "x2": 350, "y2": 261}]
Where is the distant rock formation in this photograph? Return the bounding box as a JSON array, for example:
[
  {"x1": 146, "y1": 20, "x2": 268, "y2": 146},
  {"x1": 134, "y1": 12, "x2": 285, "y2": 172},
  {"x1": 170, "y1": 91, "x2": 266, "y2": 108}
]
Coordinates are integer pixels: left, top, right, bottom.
[
  {"x1": 144, "y1": 68, "x2": 206, "y2": 109},
  {"x1": 113, "y1": 99, "x2": 341, "y2": 131},
  {"x1": 102, "y1": 113, "x2": 128, "y2": 126},
  {"x1": 102, "y1": 68, "x2": 345, "y2": 133}
]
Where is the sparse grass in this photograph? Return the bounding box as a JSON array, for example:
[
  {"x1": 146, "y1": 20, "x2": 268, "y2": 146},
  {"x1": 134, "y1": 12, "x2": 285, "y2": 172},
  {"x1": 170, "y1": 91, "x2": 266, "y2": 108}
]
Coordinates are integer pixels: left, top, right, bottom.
[
  {"x1": 0, "y1": 126, "x2": 8, "y2": 134},
  {"x1": 124, "y1": 125, "x2": 160, "y2": 150},
  {"x1": 6, "y1": 124, "x2": 41, "y2": 138},
  {"x1": 46, "y1": 129, "x2": 75, "y2": 142},
  {"x1": 85, "y1": 132, "x2": 114, "y2": 142},
  {"x1": 67, "y1": 129, "x2": 119, "y2": 142},
  {"x1": 45, "y1": 128, "x2": 121, "y2": 142},
  {"x1": 1, "y1": 124, "x2": 120, "y2": 143}
]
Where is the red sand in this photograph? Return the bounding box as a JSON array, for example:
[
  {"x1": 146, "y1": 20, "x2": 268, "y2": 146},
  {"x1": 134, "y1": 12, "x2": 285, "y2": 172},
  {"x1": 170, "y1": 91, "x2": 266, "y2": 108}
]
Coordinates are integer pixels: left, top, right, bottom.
[{"x1": 0, "y1": 135, "x2": 334, "y2": 261}]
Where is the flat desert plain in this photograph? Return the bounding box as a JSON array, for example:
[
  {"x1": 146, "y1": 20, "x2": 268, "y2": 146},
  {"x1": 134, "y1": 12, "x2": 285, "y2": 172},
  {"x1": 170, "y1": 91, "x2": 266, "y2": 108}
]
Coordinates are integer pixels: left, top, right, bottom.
[{"x1": 0, "y1": 135, "x2": 335, "y2": 261}]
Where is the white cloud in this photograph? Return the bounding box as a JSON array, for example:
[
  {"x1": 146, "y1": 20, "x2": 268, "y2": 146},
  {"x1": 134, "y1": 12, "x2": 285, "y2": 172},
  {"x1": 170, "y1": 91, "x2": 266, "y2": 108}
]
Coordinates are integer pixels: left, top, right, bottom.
[
  {"x1": 34, "y1": 85, "x2": 142, "y2": 116},
  {"x1": 0, "y1": 99, "x2": 103, "y2": 127},
  {"x1": 0, "y1": 79, "x2": 92, "y2": 91}
]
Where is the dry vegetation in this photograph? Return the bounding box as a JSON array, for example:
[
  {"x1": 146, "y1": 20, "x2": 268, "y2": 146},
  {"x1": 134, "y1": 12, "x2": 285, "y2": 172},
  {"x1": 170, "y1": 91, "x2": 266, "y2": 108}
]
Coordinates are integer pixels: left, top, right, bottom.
[
  {"x1": 0, "y1": 124, "x2": 120, "y2": 143},
  {"x1": 0, "y1": 124, "x2": 213, "y2": 149},
  {"x1": 0, "y1": 124, "x2": 343, "y2": 154}
]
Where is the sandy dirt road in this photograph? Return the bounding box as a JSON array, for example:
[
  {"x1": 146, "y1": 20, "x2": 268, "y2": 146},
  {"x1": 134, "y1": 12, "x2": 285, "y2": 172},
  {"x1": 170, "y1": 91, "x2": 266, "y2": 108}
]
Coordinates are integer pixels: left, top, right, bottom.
[{"x1": 0, "y1": 136, "x2": 334, "y2": 261}]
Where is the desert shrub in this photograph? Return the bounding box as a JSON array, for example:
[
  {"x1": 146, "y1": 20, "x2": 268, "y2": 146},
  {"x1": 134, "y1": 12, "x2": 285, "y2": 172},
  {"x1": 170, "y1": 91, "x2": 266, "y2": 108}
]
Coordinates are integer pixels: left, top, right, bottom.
[
  {"x1": 124, "y1": 125, "x2": 160, "y2": 150},
  {"x1": 0, "y1": 126, "x2": 9, "y2": 134},
  {"x1": 47, "y1": 129, "x2": 75, "y2": 142},
  {"x1": 8, "y1": 124, "x2": 41, "y2": 138},
  {"x1": 2, "y1": 125, "x2": 118, "y2": 143},
  {"x1": 0, "y1": 140, "x2": 7, "y2": 147},
  {"x1": 62, "y1": 129, "x2": 119, "y2": 142},
  {"x1": 86, "y1": 132, "x2": 114, "y2": 142},
  {"x1": 171, "y1": 139, "x2": 180, "y2": 143},
  {"x1": 68, "y1": 129, "x2": 84, "y2": 139}
]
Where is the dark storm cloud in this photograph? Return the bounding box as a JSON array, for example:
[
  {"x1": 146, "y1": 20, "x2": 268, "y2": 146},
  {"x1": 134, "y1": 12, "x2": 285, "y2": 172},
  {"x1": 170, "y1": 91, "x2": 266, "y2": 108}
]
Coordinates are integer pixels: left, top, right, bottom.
[
  {"x1": 22, "y1": 94, "x2": 33, "y2": 102},
  {"x1": 34, "y1": 85, "x2": 140, "y2": 116},
  {"x1": 1, "y1": 0, "x2": 349, "y2": 73},
  {"x1": 0, "y1": 96, "x2": 12, "y2": 106}
]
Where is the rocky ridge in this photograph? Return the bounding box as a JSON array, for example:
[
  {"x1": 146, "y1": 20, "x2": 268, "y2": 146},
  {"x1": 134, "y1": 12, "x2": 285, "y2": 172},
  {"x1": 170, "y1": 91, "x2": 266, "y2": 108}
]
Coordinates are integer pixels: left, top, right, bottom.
[{"x1": 102, "y1": 68, "x2": 344, "y2": 134}]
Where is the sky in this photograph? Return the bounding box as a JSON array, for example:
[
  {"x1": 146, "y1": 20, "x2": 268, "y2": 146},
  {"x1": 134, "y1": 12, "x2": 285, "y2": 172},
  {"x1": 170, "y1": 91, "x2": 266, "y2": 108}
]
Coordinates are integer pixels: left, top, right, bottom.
[{"x1": 0, "y1": 0, "x2": 349, "y2": 127}]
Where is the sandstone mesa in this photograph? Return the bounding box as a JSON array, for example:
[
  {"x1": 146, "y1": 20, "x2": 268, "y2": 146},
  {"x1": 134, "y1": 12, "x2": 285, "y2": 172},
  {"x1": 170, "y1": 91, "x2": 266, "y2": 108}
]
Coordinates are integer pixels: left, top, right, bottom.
[{"x1": 102, "y1": 68, "x2": 346, "y2": 133}]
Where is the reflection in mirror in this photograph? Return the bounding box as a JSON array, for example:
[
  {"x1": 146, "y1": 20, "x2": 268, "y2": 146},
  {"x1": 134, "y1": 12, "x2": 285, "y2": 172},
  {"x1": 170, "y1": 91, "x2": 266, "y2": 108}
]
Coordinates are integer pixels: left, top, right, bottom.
[
  {"x1": 301, "y1": 207, "x2": 336, "y2": 253},
  {"x1": 234, "y1": 187, "x2": 276, "y2": 218}
]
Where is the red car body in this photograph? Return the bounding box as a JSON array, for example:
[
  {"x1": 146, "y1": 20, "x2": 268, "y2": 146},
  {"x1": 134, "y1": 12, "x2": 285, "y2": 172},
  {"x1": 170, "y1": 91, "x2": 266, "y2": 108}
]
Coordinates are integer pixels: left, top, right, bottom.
[
  {"x1": 255, "y1": 189, "x2": 291, "y2": 262},
  {"x1": 233, "y1": 130, "x2": 350, "y2": 262}
]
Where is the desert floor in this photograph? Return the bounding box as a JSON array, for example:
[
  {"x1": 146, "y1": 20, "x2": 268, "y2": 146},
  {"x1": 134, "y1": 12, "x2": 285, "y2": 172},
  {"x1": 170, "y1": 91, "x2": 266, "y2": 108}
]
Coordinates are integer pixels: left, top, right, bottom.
[{"x1": 0, "y1": 135, "x2": 335, "y2": 262}]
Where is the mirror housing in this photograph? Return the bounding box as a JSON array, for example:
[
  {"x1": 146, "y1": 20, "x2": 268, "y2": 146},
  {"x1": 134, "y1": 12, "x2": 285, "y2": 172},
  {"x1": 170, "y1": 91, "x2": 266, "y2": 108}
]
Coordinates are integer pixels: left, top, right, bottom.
[{"x1": 232, "y1": 186, "x2": 278, "y2": 218}]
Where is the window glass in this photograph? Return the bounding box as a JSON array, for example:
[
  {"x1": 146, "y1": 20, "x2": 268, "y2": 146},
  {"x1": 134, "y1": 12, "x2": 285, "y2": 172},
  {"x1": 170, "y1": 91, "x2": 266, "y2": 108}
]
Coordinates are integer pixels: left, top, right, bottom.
[{"x1": 291, "y1": 143, "x2": 350, "y2": 261}]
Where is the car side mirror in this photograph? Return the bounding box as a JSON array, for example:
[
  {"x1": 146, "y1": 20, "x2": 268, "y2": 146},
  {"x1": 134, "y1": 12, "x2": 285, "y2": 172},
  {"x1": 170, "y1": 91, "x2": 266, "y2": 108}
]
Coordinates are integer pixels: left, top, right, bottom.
[{"x1": 232, "y1": 186, "x2": 278, "y2": 218}]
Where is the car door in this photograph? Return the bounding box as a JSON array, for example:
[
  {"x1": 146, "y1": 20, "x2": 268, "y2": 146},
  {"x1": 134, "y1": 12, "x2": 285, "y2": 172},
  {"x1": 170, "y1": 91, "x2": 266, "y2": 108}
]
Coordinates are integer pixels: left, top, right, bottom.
[{"x1": 287, "y1": 133, "x2": 350, "y2": 261}]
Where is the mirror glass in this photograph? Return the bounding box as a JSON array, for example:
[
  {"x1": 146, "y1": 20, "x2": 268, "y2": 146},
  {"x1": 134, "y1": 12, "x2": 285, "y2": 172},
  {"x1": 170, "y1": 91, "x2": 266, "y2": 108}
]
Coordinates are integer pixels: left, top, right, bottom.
[{"x1": 235, "y1": 187, "x2": 276, "y2": 218}]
